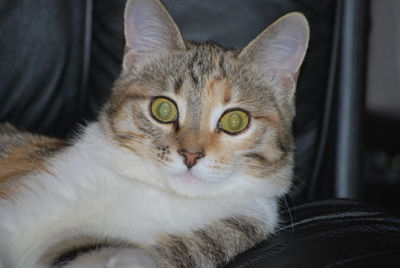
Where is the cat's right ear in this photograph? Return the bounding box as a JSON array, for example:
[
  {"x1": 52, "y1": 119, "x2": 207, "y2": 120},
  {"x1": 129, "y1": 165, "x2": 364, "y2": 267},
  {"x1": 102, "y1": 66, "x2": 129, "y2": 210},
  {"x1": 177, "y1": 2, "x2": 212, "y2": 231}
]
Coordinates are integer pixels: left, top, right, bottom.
[{"x1": 123, "y1": 0, "x2": 185, "y2": 70}]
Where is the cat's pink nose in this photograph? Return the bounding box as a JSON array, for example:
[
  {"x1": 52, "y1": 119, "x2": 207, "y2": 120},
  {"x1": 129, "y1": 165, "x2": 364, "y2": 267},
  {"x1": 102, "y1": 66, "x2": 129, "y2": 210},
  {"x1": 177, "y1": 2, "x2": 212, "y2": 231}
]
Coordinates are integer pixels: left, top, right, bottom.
[{"x1": 178, "y1": 149, "x2": 205, "y2": 169}]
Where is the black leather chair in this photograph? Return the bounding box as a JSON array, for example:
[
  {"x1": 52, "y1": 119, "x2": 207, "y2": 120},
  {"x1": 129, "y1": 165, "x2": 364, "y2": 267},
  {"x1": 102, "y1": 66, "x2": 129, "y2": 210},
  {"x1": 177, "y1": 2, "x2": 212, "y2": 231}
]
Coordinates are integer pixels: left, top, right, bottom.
[{"x1": 1, "y1": 0, "x2": 400, "y2": 266}]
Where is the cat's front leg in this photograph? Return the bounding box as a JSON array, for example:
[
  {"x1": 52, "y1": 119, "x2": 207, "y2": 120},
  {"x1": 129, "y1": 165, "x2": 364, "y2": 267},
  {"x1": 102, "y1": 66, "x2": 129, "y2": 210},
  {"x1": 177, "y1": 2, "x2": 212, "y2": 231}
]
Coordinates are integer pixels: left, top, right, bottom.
[
  {"x1": 40, "y1": 237, "x2": 159, "y2": 268},
  {"x1": 62, "y1": 248, "x2": 158, "y2": 268},
  {"x1": 149, "y1": 216, "x2": 269, "y2": 268},
  {"x1": 43, "y1": 216, "x2": 268, "y2": 268}
]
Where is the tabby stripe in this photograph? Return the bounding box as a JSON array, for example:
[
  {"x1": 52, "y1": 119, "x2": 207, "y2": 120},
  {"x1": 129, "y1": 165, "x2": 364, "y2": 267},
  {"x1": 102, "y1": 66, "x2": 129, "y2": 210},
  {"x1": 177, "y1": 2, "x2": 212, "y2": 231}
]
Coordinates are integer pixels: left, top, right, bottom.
[
  {"x1": 127, "y1": 93, "x2": 146, "y2": 100},
  {"x1": 194, "y1": 229, "x2": 226, "y2": 262},
  {"x1": 52, "y1": 244, "x2": 113, "y2": 267},
  {"x1": 154, "y1": 234, "x2": 197, "y2": 268},
  {"x1": 245, "y1": 153, "x2": 267, "y2": 163},
  {"x1": 189, "y1": 51, "x2": 199, "y2": 85},
  {"x1": 41, "y1": 237, "x2": 134, "y2": 267},
  {"x1": 222, "y1": 217, "x2": 259, "y2": 239},
  {"x1": 174, "y1": 77, "x2": 183, "y2": 94},
  {"x1": 152, "y1": 216, "x2": 266, "y2": 267},
  {"x1": 218, "y1": 54, "x2": 227, "y2": 78}
]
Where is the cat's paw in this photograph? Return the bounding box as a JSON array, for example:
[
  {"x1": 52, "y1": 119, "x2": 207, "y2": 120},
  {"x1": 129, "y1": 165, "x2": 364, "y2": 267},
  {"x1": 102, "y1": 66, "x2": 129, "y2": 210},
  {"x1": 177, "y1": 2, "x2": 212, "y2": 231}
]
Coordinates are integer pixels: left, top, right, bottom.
[
  {"x1": 106, "y1": 248, "x2": 158, "y2": 268},
  {"x1": 64, "y1": 248, "x2": 158, "y2": 268}
]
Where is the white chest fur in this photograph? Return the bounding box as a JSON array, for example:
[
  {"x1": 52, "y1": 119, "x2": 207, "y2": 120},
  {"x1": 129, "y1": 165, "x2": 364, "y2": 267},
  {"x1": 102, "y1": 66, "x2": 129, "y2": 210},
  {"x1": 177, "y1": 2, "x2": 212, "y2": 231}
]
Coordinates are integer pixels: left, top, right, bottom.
[{"x1": 0, "y1": 124, "x2": 277, "y2": 267}]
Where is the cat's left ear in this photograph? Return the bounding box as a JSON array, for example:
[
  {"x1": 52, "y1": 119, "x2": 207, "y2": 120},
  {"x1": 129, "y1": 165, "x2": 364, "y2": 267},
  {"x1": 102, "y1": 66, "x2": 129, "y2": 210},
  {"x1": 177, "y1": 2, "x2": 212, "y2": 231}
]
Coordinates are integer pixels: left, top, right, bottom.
[
  {"x1": 123, "y1": 0, "x2": 185, "y2": 70},
  {"x1": 239, "y1": 12, "x2": 309, "y2": 89}
]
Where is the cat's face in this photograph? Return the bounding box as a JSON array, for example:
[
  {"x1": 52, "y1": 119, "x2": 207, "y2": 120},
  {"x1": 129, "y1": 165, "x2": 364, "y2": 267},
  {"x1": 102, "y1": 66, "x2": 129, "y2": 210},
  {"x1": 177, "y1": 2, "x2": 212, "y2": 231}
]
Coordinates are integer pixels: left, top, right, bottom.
[{"x1": 101, "y1": 0, "x2": 309, "y2": 198}]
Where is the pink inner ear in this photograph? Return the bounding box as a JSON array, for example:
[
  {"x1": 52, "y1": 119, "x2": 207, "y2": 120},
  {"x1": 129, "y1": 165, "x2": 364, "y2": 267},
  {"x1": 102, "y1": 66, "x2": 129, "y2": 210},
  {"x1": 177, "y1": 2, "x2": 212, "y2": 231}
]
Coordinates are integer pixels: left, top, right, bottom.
[
  {"x1": 266, "y1": 35, "x2": 308, "y2": 77},
  {"x1": 240, "y1": 13, "x2": 309, "y2": 78},
  {"x1": 123, "y1": 50, "x2": 140, "y2": 70},
  {"x1": 280, "y1": 72, "x2": 295, "y2": 87}
]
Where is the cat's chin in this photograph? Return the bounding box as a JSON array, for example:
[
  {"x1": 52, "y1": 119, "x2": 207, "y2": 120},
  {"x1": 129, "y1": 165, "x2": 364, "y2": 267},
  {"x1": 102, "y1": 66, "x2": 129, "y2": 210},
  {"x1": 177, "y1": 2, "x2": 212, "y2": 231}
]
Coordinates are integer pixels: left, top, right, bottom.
[
  {"x1": 175, "y1": 171, "x2": 200, "y2": 183},
  {"x1": 164, "y1": 170, "x2": 227, "y2": 198}
]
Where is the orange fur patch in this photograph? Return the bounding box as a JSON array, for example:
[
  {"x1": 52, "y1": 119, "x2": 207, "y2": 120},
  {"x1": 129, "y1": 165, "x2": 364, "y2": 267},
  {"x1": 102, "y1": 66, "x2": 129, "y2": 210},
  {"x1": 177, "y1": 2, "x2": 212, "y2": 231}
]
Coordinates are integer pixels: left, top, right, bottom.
[
  {"x1": 0, "y1": 138, "x2": 66, "y2": 199},
  {"x1": 222, "y1": 79, "x2": 231, "y2": 104},
  {"x1": 206, "y1": 79, "x2": 219, "y2": 98}
]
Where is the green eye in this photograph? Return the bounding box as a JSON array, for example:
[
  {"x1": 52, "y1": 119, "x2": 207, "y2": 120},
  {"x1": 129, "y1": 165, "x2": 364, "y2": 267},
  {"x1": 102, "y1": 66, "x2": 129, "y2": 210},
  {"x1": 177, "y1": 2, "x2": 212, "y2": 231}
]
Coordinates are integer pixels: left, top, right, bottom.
[
  {"x1": 150, "y1": 97, "x2": 178, "y2": 123},
  {"x1": 218, "y1": 109, "x2": 250, "y2": 134}
]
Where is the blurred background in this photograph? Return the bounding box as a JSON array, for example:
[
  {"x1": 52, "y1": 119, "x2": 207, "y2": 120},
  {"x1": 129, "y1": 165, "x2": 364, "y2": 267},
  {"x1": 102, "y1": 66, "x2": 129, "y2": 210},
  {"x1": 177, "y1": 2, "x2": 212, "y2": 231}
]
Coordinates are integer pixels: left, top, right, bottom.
[{"x1": 365, "y1": 0, "x2": 400, "y2": 214}]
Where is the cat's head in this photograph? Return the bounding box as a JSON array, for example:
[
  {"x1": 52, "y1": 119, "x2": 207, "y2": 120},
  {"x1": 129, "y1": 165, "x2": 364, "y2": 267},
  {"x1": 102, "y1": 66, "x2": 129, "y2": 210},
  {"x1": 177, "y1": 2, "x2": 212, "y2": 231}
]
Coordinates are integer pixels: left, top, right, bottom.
[{"x1": 100, "y1": 0, "x2": 309, "y2": 198}]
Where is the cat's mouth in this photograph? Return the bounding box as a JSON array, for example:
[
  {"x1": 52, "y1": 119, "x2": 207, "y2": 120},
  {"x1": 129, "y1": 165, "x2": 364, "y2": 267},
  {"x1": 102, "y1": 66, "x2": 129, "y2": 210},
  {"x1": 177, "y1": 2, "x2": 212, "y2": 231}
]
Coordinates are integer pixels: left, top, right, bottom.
[
  {"x1": 176, "y1": 171, "x2": 198, "y2": 182},
  {"x1": 167, "y1": 169, "x2": 216, "y2": 185},
  {"x1": 170, "y1": 169, "x2": 224, "y2": 184}
]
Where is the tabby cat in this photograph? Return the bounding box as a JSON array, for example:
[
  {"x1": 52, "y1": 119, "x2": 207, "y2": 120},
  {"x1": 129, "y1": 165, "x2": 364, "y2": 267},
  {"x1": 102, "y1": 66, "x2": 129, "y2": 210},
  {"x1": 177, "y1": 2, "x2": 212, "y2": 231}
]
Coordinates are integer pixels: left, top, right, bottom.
[{"x1": 0, "y1": 0, "x2": 309, "y2": 267}]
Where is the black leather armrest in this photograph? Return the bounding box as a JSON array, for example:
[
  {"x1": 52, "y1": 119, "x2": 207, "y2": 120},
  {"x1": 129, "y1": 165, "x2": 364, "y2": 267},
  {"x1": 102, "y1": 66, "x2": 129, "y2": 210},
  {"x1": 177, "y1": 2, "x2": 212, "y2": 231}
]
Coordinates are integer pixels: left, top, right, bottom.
[{"x1": 226, "y1": 199, "x2": 400, "y2": 267}]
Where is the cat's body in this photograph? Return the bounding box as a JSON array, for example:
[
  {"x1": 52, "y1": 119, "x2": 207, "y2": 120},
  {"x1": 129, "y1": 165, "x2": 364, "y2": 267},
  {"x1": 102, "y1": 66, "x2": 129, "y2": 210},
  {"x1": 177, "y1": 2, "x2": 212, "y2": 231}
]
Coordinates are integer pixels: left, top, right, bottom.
[
  {"x1": 0, "y1": 123, "x2": 274, "y2": 267},
  {"x1": 0, "y1": 0, "x2": 309, "y2": 267}
]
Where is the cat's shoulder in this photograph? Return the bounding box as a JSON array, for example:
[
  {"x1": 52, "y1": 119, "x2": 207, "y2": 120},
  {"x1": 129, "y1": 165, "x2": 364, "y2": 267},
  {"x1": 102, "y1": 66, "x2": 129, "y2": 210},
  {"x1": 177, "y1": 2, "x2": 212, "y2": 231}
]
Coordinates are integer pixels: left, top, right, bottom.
[
  {"x1": 0, "y1": 123, "x2": 67, "y2": 158},
  {"x1": 0, "y1": 123, "x2": 69, "y2": 198},
  {"x1": 0, "y1": 122, "x2": 25, "y2": 157}
]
